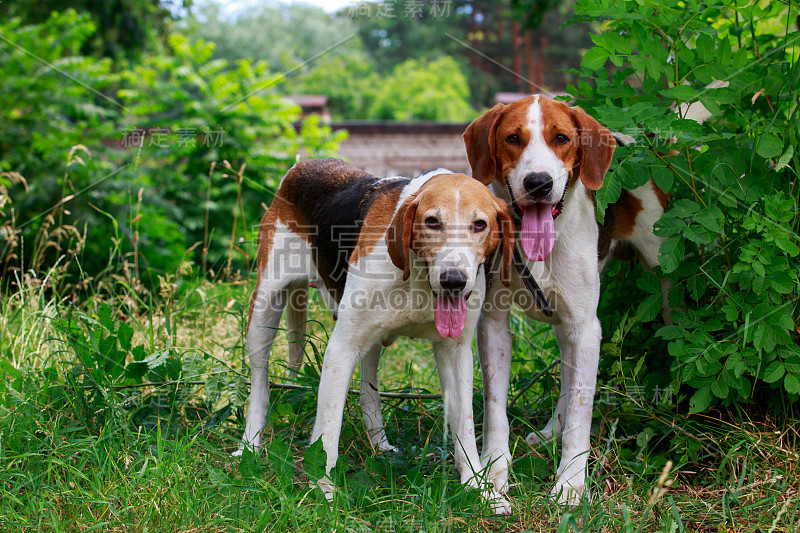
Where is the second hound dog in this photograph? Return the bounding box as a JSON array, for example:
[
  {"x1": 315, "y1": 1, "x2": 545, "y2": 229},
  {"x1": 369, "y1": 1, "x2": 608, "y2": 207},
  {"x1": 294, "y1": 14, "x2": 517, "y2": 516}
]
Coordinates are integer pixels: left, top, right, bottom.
[
  {"x1": 462, "y1": 95, "x2": 670, "y2": 505},
  {"x1": 237, "y1": 159, "x2": 515, "y2": 513}
]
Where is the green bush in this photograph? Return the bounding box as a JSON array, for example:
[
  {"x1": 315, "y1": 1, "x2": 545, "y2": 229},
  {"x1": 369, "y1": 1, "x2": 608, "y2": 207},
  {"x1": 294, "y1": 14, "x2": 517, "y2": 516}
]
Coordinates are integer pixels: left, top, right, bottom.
[
  {"x1": 118, "y1": 33, "x2": 345, "y2": 283},
  {"x1": 571, "y1": 0, "x2": 799, "y2": 413},
  {"x1": 0, "y1": 11, "x2": 345, "y2": 290}
]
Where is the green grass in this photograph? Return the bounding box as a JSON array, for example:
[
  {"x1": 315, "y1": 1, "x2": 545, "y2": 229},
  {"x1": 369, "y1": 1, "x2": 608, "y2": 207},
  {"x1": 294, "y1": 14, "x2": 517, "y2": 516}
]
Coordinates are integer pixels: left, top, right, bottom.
[{"x1": 1, "y1": 274, "x2": 798, "y2": 532}]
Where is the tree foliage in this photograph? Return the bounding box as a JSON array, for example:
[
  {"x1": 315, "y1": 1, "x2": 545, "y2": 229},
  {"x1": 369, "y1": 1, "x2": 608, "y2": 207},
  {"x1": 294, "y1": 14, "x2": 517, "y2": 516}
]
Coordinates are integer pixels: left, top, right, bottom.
[
  {"x1": 0, "y1": 0, "x2": 181, "y2": 60},
  {"x1": 0, "y1": 10, "x2": 343, "y2": 290},
  {"x1": 572, "y1": 0, "x2": 800, "y2": 417},
  {"x1": 369, "y1": 56, "x2": 475, "y2": 121}
]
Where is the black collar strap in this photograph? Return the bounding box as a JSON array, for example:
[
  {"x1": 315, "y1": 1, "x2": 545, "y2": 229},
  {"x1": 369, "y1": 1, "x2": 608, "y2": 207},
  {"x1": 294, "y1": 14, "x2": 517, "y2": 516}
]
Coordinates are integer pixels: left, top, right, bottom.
[
  {"x1": 502, "y1": 180, "x2": 554, "y2": 316},
  {"x1": 512, "y1": 245, "x2": 553, "y2": 317}
]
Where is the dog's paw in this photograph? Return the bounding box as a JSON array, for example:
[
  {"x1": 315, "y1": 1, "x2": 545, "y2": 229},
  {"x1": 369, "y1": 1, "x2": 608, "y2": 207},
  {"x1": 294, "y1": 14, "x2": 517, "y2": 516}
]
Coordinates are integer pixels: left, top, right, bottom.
[
  {"x1": 488, "y1": 492, "x2": 512, "y2": 515},
  {"x1": 481, "y1": 452, "x2": 510, "y2": 495},
  {"x1": 377, "y1": 442, "x2": 399, "y2": 453},
  {"x1": 551, "y1": 481, "x2": 589, "y2": 507},
  {"x1": 310, "y1": 477, "x2": 336, "y2": 502},
  {"x1": 526, "y1": 431, "x2": 543, "y2": 447},
  {"x1": 231, "y1": 448, "x2": 244, "y2": 457},
  {"x1": 526, "y1": 430, "x2": 559, "y2": 448}
]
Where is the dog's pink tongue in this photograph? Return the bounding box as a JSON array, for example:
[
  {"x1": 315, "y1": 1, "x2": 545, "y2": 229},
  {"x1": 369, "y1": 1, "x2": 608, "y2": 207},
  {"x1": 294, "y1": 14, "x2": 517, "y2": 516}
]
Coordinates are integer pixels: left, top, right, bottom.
[
  {"x1": 521, "y1": 204, "x2": 555, "y2": 262},
  {"x1": 434, "y1": 294, "x2": 468, "y2": 338}
]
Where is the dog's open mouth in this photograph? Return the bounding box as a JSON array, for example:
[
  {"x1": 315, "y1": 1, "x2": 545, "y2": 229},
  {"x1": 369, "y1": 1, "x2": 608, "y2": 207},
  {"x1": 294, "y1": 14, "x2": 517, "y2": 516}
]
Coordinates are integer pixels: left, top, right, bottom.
[
  {"x1": 433, "y1": 291, "x2": 470, "y2": 339},
  {"x1": 507, "y1": 182, "x2": 566, "y2": 262}
]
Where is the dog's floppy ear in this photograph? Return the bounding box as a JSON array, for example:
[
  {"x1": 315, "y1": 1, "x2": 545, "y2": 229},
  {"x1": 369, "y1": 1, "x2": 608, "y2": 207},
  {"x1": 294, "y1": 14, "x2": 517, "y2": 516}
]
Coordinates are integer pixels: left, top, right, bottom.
[
  {"x1": 463, "y1": 103, "x2": 506, "y2": 185},
  {"x1": 494, "y1": 197, "x2": 515, "y2": 286},
  {"x1": 386, "y1": 194, "x2": 419, "y2": 281},
  {"x1": 572, "y1": 106, "x2": 616, "y2": 191}
]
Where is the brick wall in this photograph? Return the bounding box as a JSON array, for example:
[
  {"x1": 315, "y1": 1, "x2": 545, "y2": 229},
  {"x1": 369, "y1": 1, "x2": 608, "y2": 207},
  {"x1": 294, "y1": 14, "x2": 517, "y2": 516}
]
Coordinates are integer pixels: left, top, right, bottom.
[{"x1": 333, "y1": 122, "x2": 471, "y2": 178}]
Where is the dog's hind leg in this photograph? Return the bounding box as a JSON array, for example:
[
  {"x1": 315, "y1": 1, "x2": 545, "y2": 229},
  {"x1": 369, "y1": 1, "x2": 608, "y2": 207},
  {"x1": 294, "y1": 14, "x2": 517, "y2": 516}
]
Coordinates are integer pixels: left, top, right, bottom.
[
  {"x1": 286, "y1": 284, "x2": 309, "y2": 376},
  {"x1": 360, "y1": 343, "x2": 396, "y2": 452},
  {"x1": 627, "y1": 183, "x2": 673, "y2": 325},
  {"x1": 235, "y1": 227, "x2": 312, "y2": 456}
]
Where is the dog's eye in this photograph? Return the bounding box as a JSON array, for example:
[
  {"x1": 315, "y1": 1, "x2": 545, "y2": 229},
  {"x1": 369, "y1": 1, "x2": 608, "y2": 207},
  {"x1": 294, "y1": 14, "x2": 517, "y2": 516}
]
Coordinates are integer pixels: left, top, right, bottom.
[
  {"x1": 425, "y1": 217, "x2": 441, "y2": 230},
  {"x1": 506, "y1": 134, "x2": 520, "y2": 145},
  {"x1": 554, "y1": 134, "x2": 570, "y2": 145},
  {"x1": 472, "y1": 220, "x2": 487, "y2": 233}
]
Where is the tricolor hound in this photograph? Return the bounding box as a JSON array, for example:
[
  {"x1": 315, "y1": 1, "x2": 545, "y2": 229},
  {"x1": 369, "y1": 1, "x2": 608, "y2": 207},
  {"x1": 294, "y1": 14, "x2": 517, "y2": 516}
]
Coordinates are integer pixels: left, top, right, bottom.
[
  {"x1": 462, "y1": 95, "x2": 670, "y2": 505},
  {"x1": 237, "y1": 159, "x2": 515, "y2": 513}
]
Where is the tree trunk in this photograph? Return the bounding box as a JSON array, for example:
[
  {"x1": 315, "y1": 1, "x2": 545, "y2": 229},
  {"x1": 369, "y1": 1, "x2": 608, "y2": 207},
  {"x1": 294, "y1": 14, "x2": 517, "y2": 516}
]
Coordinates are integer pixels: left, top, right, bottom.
[
  {"x1": 511, "y1": 21, "x2": 522, "y2": 90},
  {"x1": 523, "y1": 32, "x2": 537, "y2": 93}
]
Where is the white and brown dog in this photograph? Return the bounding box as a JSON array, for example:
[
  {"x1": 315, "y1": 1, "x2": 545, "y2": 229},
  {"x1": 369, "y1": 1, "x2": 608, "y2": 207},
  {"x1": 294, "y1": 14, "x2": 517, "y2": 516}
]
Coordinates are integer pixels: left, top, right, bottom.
[
  {"x1": 462, "y1": 95, "x2": 669, "y2": 505},
  {"x1": 236, "y1": 158, "x2": 515, "y2": 513}
]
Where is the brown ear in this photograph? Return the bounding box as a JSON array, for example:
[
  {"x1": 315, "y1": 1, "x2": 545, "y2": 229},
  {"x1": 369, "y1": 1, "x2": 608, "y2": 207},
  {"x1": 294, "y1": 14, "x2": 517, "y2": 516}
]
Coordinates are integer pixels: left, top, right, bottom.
[
  {"x1": 463, "y1": 103, "x2": 506, "y2": 185},
  {"x1": 572, "y1": 107, "x2": 616, "y2": 190},
  {"x1": 494, "y1": 197, "x2": 515, "y2": 286},
  {"x1": 386, "y1": 195, "x2": 418, "y2": 280}
]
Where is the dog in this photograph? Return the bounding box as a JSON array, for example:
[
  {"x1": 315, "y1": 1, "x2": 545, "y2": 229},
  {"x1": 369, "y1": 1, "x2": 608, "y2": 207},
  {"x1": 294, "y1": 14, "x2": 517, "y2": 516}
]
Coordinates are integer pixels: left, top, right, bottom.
[
  {"x1": 462, "y1": 95, "x2": 670, "y2": 505},
  {"x1": 236, "y1": 158, "x2": 515, "y2": 513}
]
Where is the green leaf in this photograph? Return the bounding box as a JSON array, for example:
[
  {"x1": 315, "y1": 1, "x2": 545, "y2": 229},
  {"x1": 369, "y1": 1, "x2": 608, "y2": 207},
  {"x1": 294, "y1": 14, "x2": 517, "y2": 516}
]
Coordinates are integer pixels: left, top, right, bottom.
[
  {"x1": 97, "y1": 305, "x2": 115, "y2": 332},
  {"x1": 661, "y1": 85, "x2": 699, "y2": 101},
  {"x1": 785, "y1": 356, "x2": 800, "y2": 374},
  {"x1": 696, "y1": 33, "x2": 715, "y2": 63},
  {"x1": 762, "y1": 360, "x2": 784, "y2": 383},
  {"x1": 238, "y1": 448, "x2": 263, "y2": 479},
  {"x1": 654, "y1": 215, "x2": 688, "y2": 237},
  {"x1": 636, "y1": 271, "x2": 662, "y2": 293},
  {"x1": 769, "y1": 272, "x2": 796, "y2": 294},
  {"x1": 775, "y1": 145, "x2": 794, "y2": 172},
  {"x1": 784, "y1": 373, "x2": 800, "y2": 395},
  {"x1": 144, "y1": 350, "x2": 169, "y2": 369},
  {"x1": 651, "y1": 166, "x2": 673, "y2": 194},
  {"x1": 268, "y1": 437, "x2": 295, "y2": 488},
  {"x1": 689, "y1": 386, "x2": 713, "y2": 413},
  {"x1": 686, "y1": 275, "x2": 707, "y2": 301},
  {"x1": 693, "y1": 206, "x2": 723, "y2": 233},
  {"x1": 582, "y1": 47, "x2": 609, "y2": 71},
  {"x1": 118, "y1": 322, "x2": 133, "y2": 351},
  {"x1": 659, "y1": 235, "x2": 685, "y2": 274},
  {"x1": 304, "y1": 438, "x2": 328, "y2": 483},
  {"x1": 685, "y1": 224, "x2": 713, "y2": 244},
  {"x1": 756, "y1": 134, "x2": 782, "y2": 159},
  {"x1": 656, "y1": 325, "x2": 685, "y2": 340},
  {"x1": 229, "y1": 374, "x2": 249, "y2": 408},
  {"x1": 670, "y1": 199, "x2": 702, "y2": 218},
  {"x1": 637, "y1": 293, "x2": 663, "y2": 323},
  {"x1": 124, "y1": 361, "x2": 148, "y2": 382},
  {"x1": 711, "y1": 376, "x2": 730, "y2": 399},
  {"x1": 131, "y1": 345, "x2": 145, "y2": 362},
  {"x1": 595, "y1": 164, "x2": 624, "y2": 223}
]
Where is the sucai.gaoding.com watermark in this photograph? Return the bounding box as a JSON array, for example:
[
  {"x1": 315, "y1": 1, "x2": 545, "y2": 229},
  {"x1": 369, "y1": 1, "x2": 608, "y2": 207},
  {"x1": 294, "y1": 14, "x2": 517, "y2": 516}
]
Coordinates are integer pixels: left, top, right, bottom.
[
  {"x1": 346, "y1": 0, "x2": 453, "y2": 19},
  {"x1": 121, "y1": 126, "x2": 225, "y2": 149}
]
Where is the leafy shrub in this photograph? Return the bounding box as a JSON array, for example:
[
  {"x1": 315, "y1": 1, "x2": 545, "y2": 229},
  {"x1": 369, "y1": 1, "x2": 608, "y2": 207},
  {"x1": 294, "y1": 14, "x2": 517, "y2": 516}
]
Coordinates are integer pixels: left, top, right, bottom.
[
  {"x1": 571, "y1": 0, "x2": 799, "y2": 412},
  {"x1": 0, "y1": 11, "x2": 345, "y2": 290},
  {"x1": 117, "y1": 33, "x2": 345, "y2": 283}
]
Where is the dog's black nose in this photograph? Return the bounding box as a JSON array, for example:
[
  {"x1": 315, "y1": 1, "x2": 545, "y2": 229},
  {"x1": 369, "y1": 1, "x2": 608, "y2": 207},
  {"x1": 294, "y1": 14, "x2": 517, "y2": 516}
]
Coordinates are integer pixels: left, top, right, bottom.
[
  {"x1": 523, "y1": 172, "x2": 553, "y2": 199},
  {"x1": 440, "y1": 269, "x2": 467, "y2": 293}
]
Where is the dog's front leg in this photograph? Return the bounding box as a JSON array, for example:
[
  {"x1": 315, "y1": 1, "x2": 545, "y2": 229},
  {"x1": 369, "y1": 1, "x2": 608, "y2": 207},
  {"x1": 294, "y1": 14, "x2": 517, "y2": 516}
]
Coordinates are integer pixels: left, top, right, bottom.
[
  {"x1": 527, "y1": 324, "x2": 572, "y2": 446},
  {"x1": 309, "y1": 327, "x2": 362, "y2": 498},
  {"x1": 551, "y1": 316, "x2": 601, "y2": 506},
  {"x1": 436, "y1": 339, "x2": 512, "y2": 515},
  {"x1": 477, "y1": 306, "x2": 513, "y2": 495}
]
